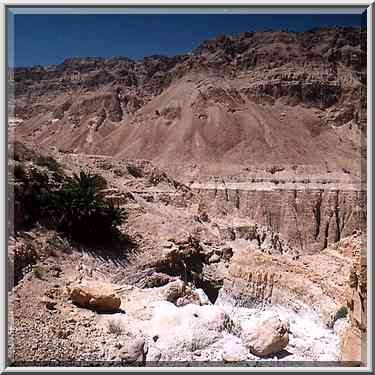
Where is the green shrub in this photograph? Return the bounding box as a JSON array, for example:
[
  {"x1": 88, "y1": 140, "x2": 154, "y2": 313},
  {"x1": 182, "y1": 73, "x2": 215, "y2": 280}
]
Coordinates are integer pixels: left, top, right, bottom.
[
  {"x1": 107, "y1": 319, "x2": 124, "y2": 336},
  {"x1": 32, "y1": 264, "x2": 45, "y2": 279},
  {"x1": 335, "y1": 306, "x2": 349, "y2": 321},
  {"x1": 22, "y1": 169, "x2": 53, "y2": 226},
  {"x1": 51, "y1": 170, "x2": 126, "y2": 242},
  {"x1": 16, "y1": 165, "x2": 125, "y2": 243}
]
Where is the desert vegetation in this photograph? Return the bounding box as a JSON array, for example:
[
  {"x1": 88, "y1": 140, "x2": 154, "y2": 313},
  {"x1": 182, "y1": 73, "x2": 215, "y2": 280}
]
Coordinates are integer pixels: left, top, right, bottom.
[
  {"x1": 11, "y1": 145, "x2": 126, "y2": 243},
  {"x1": 51, "y1": 170, "x2": 126, "y2": 242}
]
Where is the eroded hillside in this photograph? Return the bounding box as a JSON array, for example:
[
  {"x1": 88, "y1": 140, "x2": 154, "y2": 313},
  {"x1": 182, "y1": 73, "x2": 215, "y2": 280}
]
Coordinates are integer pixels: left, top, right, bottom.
[{"x1": 10, "y1": 26, "x2": 366, "y2": 177}]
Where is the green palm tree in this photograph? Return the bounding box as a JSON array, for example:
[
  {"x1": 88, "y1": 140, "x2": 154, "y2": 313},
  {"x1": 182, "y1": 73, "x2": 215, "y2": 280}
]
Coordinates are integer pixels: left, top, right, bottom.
[{"x1": 54, "y1": 170, "x2": 126, "y2": 242}]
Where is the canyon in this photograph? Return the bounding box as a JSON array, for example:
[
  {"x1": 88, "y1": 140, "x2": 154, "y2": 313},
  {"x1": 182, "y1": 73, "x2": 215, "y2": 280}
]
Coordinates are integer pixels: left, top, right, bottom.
[{"x1": 8, "y1": 25, "x2": 367, "y2": 368}]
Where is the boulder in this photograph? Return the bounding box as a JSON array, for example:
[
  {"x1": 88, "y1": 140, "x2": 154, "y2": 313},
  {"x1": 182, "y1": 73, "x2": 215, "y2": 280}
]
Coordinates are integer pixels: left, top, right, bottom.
[
  {"x1": 222, "y1": 341, "x2": 248, "y2": 362},
  {"x1": 147, "y1": 302, "x2": 229, "y2": 355},
  {"x1": 161, "y1": 279, "x2": 186, "y2": 303},
  {"x1": 69, "y1": 281, "x2": 121, "y2": 313},
  {"x1": 175, "y1": 287, "x2": 211, "y2": 307},
  {"x1": 242, "y1": 316, "x2": 289, "y2": 357},
  {"x1": 118, "y1": 337, "x2": 147, "y2": 364}
]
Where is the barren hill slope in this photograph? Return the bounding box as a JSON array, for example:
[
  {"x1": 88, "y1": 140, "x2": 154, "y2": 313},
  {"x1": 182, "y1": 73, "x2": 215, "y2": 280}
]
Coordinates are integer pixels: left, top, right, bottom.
[{"x1": 10, "y1": 26, "x2": 366, "y2": 177}]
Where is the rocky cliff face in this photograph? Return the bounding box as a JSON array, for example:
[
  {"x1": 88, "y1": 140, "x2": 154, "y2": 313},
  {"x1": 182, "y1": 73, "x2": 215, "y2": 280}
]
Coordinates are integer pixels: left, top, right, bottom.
[
  {"x1": 335, "y1": 233, "x2": 366, "y2": 364},
  {"x1": 195, "y1": 184, "x2": 366, "y2": 252},
  {"x1": 12, "y1": 27, "x2": 365, "y2": 103}
]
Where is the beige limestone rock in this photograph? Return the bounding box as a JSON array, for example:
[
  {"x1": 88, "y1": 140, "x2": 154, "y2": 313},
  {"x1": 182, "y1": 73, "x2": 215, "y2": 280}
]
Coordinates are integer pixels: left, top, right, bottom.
[
  {"x1": 222, "y1": 341, "x2": 248, "y2": 362},
  {"x1": 118, "y1": 337, "x2": 147, "y2": 364},
  {"x1": 242, "y1": 316, "x2": 289, "y2": 357},
  {"x1": 69, "y1": 281, "x2": 121, "y2": 312}
]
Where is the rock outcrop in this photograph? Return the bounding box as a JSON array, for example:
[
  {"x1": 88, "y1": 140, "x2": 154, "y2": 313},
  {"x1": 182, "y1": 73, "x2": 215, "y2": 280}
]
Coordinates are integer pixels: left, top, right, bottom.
[
  {"x1": 339, "y1": 233, "x2": 367, "y2": 364},
  {"x1": 195, "y1": 185, "x2": 366, "y2": 252}
]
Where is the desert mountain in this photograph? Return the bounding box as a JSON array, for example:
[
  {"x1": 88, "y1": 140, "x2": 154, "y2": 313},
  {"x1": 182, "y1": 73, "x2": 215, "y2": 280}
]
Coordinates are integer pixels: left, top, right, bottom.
[
  {"x1": 8, "y1": 25, "x2": 367, "y2": 366},
  {"x1": 10, "y1": 26, "x2": 366, "y2": 177}
]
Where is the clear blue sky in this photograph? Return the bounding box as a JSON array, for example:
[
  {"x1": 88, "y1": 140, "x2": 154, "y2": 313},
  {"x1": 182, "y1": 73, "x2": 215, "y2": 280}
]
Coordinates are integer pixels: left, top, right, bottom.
[{"x1": 9, "y1": 12, "x2": 365, "y2": 67}]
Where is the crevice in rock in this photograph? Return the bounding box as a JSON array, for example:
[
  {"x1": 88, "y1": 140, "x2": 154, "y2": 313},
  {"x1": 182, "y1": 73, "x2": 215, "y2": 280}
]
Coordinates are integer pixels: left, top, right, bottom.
[
  {"x1": 313, "y1": 190, "x2": 323, "y2": 240},
  {"x1": 221, "y1": 179, "x2": 229, "y2": 202},
  {"x1": 235, "y1": 189, "x2": 240, "y2": 210},
  {"x1": 194, "y1": 278, "x2": 223, "y2": 304},
  {"x1": 224, "y1": 189, "x2": 229, "y2": 202},
  {"x1": 291, "y1": 190, "x2": 304, "y2": 251},
  {"x1": 334, "y1": 191, "x2": 341, "y2": 242},
  {"x1": 340, "y1": 210, "x2": 348, "y2": 235},
  {"x1": 323, "y1": 221, "x2": 330, "y2": 250},
  {"x1": 181, "y1": 250, "x2": 224, "y2": 304}
]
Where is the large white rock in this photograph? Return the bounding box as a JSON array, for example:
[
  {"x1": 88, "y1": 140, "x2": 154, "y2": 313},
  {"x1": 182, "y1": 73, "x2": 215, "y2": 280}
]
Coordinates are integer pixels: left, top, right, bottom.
[
  {"x1": 222, "y1": 340, "x2": 249, "y2": 362},
  {"x1": 147, "y1": 302, "x2": 230, "y2": 357},
  {"x1": 242, "y1": 316, "x2": 289, "y2": 357},
  {"x1": 118, "y1": 337, "x2": 147, "y2": 364}
]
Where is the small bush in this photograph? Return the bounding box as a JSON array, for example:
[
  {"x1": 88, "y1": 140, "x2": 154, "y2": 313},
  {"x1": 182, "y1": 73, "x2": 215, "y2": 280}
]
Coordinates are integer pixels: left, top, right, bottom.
[
  {"x1": 32, "y1": 264, "x2": 45, "y2": 279},
  {"x1": 335, "y1": 306, "x2": 349, "y2": 321},
  {"x1": 14, "y1": 162, "x2": 126, "y2": 243},
  {"x1": 107, "y1": 319, "x2": 123, "y2": 336},
  {"x1": 22, "y1": 169, "x2": 53, "y2": 226}
]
